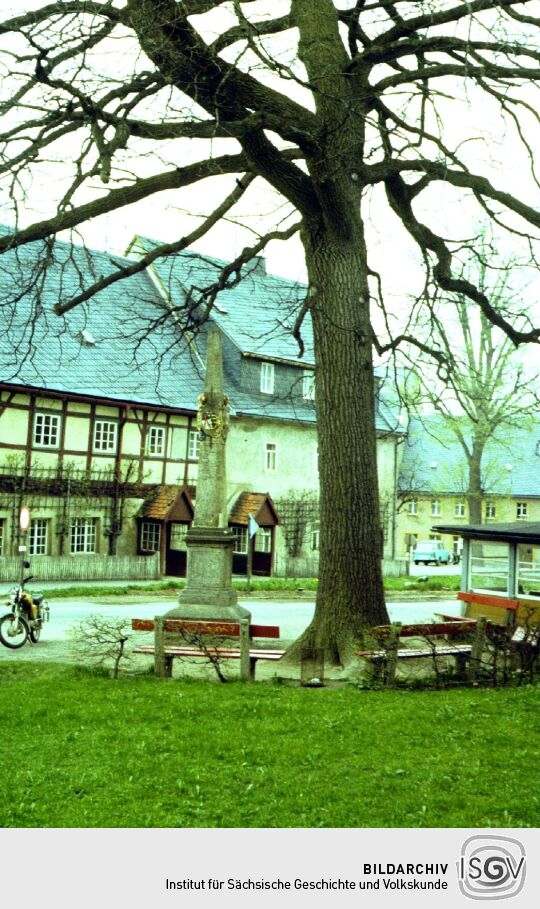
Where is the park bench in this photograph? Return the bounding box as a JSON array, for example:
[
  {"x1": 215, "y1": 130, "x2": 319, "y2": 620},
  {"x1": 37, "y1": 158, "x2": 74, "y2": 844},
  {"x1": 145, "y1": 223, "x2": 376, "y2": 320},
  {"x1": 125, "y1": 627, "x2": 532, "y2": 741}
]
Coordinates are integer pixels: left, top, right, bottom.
[
  {"x1": 356, "y1": 618, "x2": 487, "y2": 687},
  {"x1": 131, "y1": 617, "x2": 285, "y2": 681},
  {"x1": 436, "y1": 591, "x2": 519, "y2": 628}
]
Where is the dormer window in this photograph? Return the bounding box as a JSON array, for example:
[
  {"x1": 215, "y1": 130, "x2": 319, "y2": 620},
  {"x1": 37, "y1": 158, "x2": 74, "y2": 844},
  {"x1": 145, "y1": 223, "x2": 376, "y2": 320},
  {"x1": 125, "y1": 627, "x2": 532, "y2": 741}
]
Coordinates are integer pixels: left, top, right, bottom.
[{"x1": 260, "y1": 362, "x2": 274, "y2": 394}]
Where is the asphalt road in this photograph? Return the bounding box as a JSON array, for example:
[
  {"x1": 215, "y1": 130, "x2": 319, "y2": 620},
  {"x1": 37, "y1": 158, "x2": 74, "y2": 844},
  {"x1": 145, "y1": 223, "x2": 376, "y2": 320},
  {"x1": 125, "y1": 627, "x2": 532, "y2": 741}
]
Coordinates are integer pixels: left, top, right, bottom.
[{"x1": 0, "y1": 594, "x2": 463, "y2": 663}]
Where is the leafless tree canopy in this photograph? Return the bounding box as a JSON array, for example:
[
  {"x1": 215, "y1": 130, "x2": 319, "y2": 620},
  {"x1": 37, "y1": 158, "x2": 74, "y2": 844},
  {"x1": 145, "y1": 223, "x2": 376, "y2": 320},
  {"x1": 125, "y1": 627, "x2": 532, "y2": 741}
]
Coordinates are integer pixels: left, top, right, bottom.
[{"x1": 0, "y1": 1, "x2": 539, "y2": 345}]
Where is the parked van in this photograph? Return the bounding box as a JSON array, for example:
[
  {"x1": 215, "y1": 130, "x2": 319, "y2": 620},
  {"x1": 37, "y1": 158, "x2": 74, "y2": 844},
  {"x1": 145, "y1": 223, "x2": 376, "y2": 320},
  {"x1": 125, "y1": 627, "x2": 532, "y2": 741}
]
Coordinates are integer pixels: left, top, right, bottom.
[{"x1": 412, "y1": 540, "x2": 452, "y2": 565}]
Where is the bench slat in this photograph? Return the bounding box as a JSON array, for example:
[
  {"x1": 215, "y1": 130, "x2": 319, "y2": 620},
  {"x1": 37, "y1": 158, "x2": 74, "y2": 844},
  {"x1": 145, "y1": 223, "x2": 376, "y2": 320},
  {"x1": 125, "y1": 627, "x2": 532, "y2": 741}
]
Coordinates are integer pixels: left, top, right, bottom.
[
  {"x1": 457, "y1": 591, "x2": 518, "y2": 610},
  {"x1": 133, "y1": 644, "x2": 284, "y2": 661},
  {"x1": 131, "y1": 618, "x2": 280, "y2": 638},
  {"x1": 357, "y1": 645, "x2": 473, "y2": 662}
]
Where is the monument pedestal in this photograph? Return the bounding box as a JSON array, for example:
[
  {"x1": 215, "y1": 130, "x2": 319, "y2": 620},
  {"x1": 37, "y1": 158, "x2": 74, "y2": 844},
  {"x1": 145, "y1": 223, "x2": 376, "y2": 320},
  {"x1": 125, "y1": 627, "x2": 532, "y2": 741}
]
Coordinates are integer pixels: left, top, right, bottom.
[{"x1": 166, "y1": 526, "x2": 240, "y2": 617}]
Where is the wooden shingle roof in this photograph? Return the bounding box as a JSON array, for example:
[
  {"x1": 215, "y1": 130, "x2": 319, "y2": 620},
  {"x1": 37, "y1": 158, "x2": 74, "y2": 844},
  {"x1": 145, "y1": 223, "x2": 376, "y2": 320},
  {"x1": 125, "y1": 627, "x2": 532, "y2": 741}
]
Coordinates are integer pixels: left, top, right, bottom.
[
  {"x1": 139, "y1": 485, "x2": 193, "y2": 522},
  {"x1": 229, "y1": 492, "x2": 280, "y2": 526}
]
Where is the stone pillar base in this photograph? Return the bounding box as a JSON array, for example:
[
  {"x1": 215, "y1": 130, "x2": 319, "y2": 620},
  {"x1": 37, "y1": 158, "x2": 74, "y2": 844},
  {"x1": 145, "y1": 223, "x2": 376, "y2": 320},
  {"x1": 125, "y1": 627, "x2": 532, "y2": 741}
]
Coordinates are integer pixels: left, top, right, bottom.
[{"x1": 166, "y1": 525, "x2": 238, "y2": 616}]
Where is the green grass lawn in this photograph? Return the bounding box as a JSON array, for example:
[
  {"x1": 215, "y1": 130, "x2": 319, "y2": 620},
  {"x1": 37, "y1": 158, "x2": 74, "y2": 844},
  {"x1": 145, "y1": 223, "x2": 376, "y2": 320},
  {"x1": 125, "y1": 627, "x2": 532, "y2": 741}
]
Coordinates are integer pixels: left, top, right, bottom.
[
  {"x1": 33, "y1": 574, "x2": 459, "y2": 600},
  {"x1": 1, "y1": 663, "x2": 538, "y2": 828}
]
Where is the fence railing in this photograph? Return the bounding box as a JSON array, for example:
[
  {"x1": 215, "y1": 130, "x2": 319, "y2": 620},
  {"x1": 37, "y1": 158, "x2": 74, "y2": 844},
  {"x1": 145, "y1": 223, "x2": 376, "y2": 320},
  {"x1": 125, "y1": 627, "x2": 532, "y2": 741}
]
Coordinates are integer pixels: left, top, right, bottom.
[
  {"x1": 0, "y1": 554, "x2": 160, "y2": 582},
  {"x1": 273, "y1": 554, "x2": 409, "y2": 579}
]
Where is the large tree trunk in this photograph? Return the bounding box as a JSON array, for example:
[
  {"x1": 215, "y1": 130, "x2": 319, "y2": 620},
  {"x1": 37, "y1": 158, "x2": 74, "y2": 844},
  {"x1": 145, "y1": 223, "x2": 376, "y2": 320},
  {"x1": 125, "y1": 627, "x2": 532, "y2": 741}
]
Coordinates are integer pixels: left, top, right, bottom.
[{"x1": 287, "y1": 224, "x2": 389, "y2": 666}]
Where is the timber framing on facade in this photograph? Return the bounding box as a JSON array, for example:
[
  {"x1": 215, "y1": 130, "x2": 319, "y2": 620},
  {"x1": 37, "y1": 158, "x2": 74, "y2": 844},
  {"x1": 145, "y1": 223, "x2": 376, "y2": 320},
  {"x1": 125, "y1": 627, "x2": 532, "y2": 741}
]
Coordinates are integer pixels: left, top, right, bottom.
[{"x1": 0, "y1": 231, "x2": 402, "y2": 579}]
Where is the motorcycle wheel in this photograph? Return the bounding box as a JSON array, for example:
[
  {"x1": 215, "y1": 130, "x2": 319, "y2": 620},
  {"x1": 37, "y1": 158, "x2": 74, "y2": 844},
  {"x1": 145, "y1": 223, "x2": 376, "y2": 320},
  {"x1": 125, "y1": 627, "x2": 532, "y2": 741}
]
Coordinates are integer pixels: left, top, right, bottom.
[
  {"x1": 29, "y1": 623, "x2": 41, "y2": 643},
  {"x1": 0, "y1": 613, "x2": 29, "y2": 649}
]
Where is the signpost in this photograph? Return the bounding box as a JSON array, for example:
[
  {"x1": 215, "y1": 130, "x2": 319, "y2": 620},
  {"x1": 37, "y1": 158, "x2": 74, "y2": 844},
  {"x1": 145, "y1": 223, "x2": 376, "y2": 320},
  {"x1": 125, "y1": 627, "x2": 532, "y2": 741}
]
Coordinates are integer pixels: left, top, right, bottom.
[{"x1": 246, "y1": 514, "x2": 259, "y2": 592}]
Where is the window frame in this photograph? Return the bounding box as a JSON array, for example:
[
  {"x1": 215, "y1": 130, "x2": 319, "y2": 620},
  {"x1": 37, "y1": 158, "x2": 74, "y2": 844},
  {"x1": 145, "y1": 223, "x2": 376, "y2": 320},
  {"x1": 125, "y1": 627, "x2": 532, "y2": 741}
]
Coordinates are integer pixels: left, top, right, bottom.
[
  {"x1": 455, "y1": 501, "x2": 465, "y2": 517},
  {"x1": 254, "y1": 527, "x2": 272, "y2": 553},
  {"x1": 265, "y1": 441, "x2": 277, "y2": 472},
  {"x1": 233, "y1": 526, "x2": 248, "y2": 554},
  {"x1": 516, "y1": 502, "x2": 528, "y2": 520},
  {"x1": 146, "y1": 425, "x2": 165, "y2": 457},
  {"x1": 260, "y1": 361, "x2": 275, "y2": 395},
  {"x1": 29, "y1": 519, "x2": 49, "y2": 556},
  {"x1": 430, "y1": 499, "x2": 441, "y2": 517},
  {"x1": 140, "y1": 521, "x2": 161, "y2": 553},
  {"x1": 70, "y1": 518, "x2": 98, "y2": 554},
  {"x1": 0, "y1": 518, "x2": 4, "y2": 556},
  {"x1": 188, "y1": 429, "x2": 200, "y2": 460},
  {"x1": 93, "y1": 420, "x2": 118, "y2": 454},
  {"x1": 407, "y1": 497, "x2": 418, "y2": 516},
  {"x1": 485, "y1": 502, "x2": 496, "y2": 519},
  {"x1": 33, "y1": 411, "x2": 61, "y2": 449}
]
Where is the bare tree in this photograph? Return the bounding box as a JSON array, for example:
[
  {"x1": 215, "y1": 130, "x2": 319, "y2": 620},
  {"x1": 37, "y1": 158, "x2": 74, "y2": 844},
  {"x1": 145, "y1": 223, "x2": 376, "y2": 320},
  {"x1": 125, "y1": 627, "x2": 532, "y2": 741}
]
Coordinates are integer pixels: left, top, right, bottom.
[
  {"x1": 400, "y1": 252, "x2": 539, "y2": 522},
  {"x1": 2, "y1": 2, "x2": 540, "y2": 663},
  {"x1": 69, "y1": 615, "x2": 132, "y2": 678}
]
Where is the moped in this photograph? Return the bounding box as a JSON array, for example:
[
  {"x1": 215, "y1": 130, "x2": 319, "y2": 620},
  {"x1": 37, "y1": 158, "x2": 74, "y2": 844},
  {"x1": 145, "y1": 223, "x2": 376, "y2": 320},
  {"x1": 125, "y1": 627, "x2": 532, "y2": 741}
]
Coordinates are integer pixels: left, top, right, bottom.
[{"x1": 0, "y1": 561, "x2": 50, "y2": 649}]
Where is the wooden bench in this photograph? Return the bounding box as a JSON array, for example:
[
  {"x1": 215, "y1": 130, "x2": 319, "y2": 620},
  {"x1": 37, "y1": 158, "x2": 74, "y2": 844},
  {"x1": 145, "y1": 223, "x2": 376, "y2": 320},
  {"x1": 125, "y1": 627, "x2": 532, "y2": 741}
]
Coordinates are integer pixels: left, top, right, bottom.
[
  {"x1": 356, "y1": 619, "x2": 486, "y2": 687},
  {"x1": 439, "y1": 592, "x2": 518, "y2": 627},
  {"x1": 131, "y1": 617, "x2": 285, "y2": 681}
]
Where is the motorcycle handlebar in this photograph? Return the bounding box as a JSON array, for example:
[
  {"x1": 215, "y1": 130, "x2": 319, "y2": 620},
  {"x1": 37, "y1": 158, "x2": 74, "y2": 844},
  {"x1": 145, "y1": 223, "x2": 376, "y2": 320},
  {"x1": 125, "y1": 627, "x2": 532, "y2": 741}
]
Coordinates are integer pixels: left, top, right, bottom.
[{"x1": 22, "y1": 575, "x2": 34, "y2": 584}]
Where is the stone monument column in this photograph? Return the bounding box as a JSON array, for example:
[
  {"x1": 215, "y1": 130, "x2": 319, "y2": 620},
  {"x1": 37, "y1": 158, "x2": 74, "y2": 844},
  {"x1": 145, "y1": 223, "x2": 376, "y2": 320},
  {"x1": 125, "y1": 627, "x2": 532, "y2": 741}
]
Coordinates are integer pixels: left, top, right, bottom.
[{"x1": 167, "y1": 327, "x2": 241, "y2": 617}]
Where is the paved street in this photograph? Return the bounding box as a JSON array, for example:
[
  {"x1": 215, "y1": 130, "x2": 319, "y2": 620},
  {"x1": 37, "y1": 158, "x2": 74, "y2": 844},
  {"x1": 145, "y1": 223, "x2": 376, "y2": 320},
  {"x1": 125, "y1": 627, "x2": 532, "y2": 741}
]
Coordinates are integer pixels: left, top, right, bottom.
[{"x1": 0, "y1": 594, "x2": 463, "y2": 663}]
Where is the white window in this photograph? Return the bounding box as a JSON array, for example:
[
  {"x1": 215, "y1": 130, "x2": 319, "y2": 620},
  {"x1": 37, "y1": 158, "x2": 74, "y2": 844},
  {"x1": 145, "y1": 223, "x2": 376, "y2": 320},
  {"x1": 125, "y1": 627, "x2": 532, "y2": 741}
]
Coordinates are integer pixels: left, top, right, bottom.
[
  {"x1": 233, "y1": 526, "x2": 248, "y2": 554},
  {"x1": 141, "y1": 521, "x2": 161, "y2": 553},
  {"x1": 0, "y1": 519, "x2": 4, "y2": 555},
  {"x1": 486, "y1": 502, "x2": 496, "y2": 519},
  {"x1": 311, "y1": 528, "x2": 320, "y2": 551},
  {"x1": 146, "y1": 425, "x2": 165, "y2": 456},
  {"x1": 29, "y1": 519, "x2": 48, "y2": 556},
  {"x1": 260, "y1": 362, "x2": 274, "y2": 394},
  {"x1": 517, "y1": 502, "x2": 528, "y2": 520},
  {"x1": 429, "y1": 533, "x2": 441, "y2": 541},
  {"x1": 302, "y1": 370, "x2": 315, "y2": 401},
  {"x1": 169, "y1": 523, "x2": 188, "y2": 551},
  {"x1": 33, "y1": 412, "x2": 60, "y2": 448},
  {"x1": 70, "y1": 518, "x2": 97, "y2": 554},
  {"x1": 455, "y1": 502, "x2": 465, "y2": 517},
  {"x1": 431, "y1": 499, "x2": 441, "y2": 517},
  {"x1": 94, "y1": 420, "x2": 117, "y2": 453},
  {"x1": 265, "y1": 442, "x2": 277, "y2": 471},
  {"x1": 407, "y1": 498, "x2": 418, "y2": 516},
  {"x1": 188, "y1": 430, "x2": 200, "y2": 460},
  {"x1": 255, "y1": 527, "x2": 272, "y2": 553}
]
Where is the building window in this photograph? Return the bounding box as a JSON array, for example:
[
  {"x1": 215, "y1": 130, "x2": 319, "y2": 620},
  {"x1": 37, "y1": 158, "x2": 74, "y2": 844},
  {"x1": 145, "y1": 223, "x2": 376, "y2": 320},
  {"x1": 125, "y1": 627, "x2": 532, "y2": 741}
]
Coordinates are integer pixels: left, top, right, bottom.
[
  {"x1": 407, "y1": 498, "x2": 418, "y2": 516},
  {"x1": 233, "y1": 526, "x2": 248, "y2": 554},
  {"x1": 486, "y1": 502, "x2": 496, "y2": 519},
  {"x1": 29, "y1": 519, "x2": 49, "y2": 556},
  {"x1": 141, "y1": 521, "x2": 161, "y2": 553},
  {"x1": 94, "y1": 420, "x2": 117, "y2": 453},
  {"x1": 455, "y1": 502, "x2": 465, "y2": 517},
  {"x1": 146, "y1": 425, "x2": 165, "y2": 456},
  {"x1": 188, "y1": 430, "x2": 200, "y2": 460},
  {"x1": 255, "y1": 527, "x2": 272, "y2": 553},
  {"x1": 516, "y1": 502, "x2": 528, "y2": 520},
  {"x1": 431, "y1": 499, "x2": 441, "y2": 517},
  {"x1": 70, "y1": 518, "x2": 97, "y2": 554},
  {"x1": 169, "y1": 523, "x2": 188, "y2": 551},
  {"x1": 429, "y1": 533, "x2": 441, "y2": 541},
  {"x1": 265, "y1": 442, "x2": 277, "y2": 471},
  {"x1": 452, "y1": 535, "x2": 461, "y2": 558},
  {"x1": 260, "y1": 362, "x2": 274, "y2": 395},
  {"x1": 302, "y1": 370, "x2": 315, "y2": 401},
  {"x1": 0, "y1": 518, "x2": 4, "y2": 555},
  {"x1": 33, "y1": 412, "x2": 60, "y2": 448},
  {"x1": 311, "y1": 528, "x2": 320, "y2": 552}
]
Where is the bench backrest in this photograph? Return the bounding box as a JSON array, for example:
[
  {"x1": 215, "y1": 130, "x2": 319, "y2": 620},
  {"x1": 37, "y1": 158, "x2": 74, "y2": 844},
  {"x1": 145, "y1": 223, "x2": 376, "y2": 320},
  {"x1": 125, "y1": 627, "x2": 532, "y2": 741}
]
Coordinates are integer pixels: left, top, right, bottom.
[
  {"x1": 457, "y1": 591, "x2": 517, "y2": 626},
  {"x1": 131, "y1": 617, "x2": 280, "y2": 639},
  {"x1": 372, "y1": 620, "x2": 475, "y2": 639}
]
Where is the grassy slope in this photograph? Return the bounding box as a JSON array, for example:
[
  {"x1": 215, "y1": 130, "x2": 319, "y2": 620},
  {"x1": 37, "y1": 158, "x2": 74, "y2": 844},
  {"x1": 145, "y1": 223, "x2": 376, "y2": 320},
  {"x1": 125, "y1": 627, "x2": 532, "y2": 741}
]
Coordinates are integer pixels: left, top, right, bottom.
[{"x1": 1, "y1": 663, "x2": 538, "y2": 828}]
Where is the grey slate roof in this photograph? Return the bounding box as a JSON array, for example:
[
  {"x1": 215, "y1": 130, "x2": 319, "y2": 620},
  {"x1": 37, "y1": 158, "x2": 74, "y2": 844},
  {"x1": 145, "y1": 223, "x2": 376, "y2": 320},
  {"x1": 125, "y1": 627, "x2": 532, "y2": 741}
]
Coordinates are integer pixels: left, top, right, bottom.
[
  {"x1": 399, "y1": 414, "x2": 540, "y2": 497},
  {"x1": 129, "y1": 236, "x2": 315, "y2": 364},
  {"x1": 0, "y1": 230, "x2": 204, "y2": 411},
  {"x1": 0, "y1": 228, "x2": 401, "y2": 433}
]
